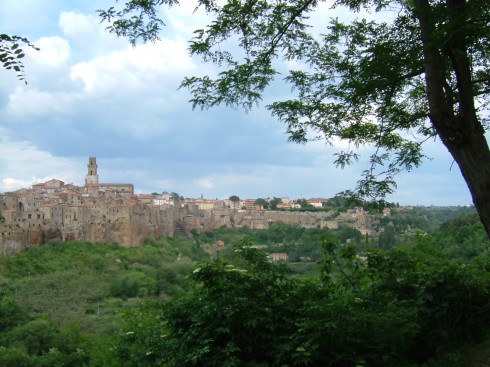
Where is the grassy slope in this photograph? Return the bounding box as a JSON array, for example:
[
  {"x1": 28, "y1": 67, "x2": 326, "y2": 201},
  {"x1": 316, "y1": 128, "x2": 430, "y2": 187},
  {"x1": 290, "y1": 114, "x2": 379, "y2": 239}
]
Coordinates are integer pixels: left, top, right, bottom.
[{"x1": 0, "y1": 237, "x2": 207, "y2": 334}]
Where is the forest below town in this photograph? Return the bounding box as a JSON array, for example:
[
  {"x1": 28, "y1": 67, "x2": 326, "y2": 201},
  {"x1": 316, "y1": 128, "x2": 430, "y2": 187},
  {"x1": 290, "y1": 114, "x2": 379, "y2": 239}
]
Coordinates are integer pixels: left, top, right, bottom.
[{"x1": 1, "y1": 207, "x2": 490, "y2": 366}]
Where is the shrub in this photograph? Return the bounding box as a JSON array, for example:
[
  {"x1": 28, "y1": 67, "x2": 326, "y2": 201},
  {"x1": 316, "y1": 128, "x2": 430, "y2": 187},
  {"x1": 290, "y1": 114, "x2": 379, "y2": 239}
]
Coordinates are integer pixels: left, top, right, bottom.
[{"x1": 110, "y1": 271, "x2": 157, "y2": 299}]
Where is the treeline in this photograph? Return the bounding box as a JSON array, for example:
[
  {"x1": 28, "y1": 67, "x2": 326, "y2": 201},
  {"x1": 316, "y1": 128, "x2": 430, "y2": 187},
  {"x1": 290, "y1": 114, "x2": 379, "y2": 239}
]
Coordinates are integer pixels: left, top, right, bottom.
[{"x1": 194, "y1": 221, "x2": 368, "y2": 270}]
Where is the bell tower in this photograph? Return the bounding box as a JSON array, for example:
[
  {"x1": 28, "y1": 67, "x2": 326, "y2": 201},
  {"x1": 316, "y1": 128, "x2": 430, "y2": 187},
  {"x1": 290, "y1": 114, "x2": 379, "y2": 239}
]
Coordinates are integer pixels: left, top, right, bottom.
[{"x1": 85, "y1": 156, "x2": 99, "y2": 185}]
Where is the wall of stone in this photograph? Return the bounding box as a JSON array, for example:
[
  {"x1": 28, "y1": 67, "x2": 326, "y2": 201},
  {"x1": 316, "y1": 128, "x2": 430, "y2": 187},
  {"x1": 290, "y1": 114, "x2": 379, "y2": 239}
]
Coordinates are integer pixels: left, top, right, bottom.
[{"x1": 0, "y1": 204, "x2": 372, "y2": 255}]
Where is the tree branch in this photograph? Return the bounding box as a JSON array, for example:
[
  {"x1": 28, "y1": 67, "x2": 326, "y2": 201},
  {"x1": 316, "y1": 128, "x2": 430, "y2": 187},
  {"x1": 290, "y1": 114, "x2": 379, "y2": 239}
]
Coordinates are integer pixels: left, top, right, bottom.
[{"x1": 260, "y1": 0, "x2": 317, "y2": 61}]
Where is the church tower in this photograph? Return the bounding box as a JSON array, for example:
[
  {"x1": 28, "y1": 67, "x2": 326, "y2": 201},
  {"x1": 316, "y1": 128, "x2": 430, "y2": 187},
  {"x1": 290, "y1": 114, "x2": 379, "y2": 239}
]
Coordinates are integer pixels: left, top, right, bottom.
[{"x1": 85, "y1": 156, "x2": 99, "y2": 185}]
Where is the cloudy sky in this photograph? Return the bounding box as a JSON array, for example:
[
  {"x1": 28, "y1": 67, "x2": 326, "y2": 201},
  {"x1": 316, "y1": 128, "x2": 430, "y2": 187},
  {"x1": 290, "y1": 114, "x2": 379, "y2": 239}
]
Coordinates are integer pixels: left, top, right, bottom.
[{"x1": 0, "y1": 0, "x2": 474, "y2": 205}]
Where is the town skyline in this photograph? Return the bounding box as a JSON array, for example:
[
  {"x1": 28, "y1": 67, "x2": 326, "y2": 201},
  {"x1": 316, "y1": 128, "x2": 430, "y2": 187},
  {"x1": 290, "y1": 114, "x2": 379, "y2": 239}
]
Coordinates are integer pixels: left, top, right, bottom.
[
  {"x1": 1, "y1": 156, "x2": 470, "y2": 207},
  {"x1": 1, "y1": 156, "x2": 340, "y2": 207}
]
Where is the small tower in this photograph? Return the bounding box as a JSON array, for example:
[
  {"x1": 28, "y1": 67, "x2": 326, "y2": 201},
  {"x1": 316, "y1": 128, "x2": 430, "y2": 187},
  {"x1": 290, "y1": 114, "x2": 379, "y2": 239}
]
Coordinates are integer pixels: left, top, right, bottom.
[{"x1": 85, "y1": 156, "x2": 99, "y2": 185}]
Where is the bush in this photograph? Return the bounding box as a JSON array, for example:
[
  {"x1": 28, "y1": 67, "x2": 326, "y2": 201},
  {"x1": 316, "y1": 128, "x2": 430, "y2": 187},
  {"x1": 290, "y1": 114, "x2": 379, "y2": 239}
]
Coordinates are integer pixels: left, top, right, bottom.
[
  {"x1": 0, "y1": 285, "x2": 27, "y2": 330},
  {"x1": 89, "y1": 255, "x2": 106, "y2": 271},
  {"x1": 110, "y1": 271, "x2": 157, "y2": 299},
  {"x1": 0, "y1": 347, "x2": 34, "y2": 367},
  {"x1": 114, "y1": 239, "x2": 490, "y2": 367}
]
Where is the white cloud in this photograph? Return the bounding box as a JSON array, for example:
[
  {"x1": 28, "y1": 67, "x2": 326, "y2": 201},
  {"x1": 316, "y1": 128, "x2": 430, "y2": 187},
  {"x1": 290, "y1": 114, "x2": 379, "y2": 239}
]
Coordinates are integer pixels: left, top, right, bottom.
[
  {"x1": 166, "y1": 1, "x2": 213, "y2": 39},
  {"x1": 196, "y1": 178, "x2": 215, "y2": 190},
  {"x1": 58, "y1": 11, "x2": 130, "y2": 56},
  {"x1": 0, "y1": 128, "x2": 84, "y2": 192},
  {"x1": 0, "y1": 0, "x2": 474, "y2": 207},
  {"x1": 7, "y1": 87, "x2": 78, "y2": 116},
  {"x1": 0, "y1": 178, "x2": 34, "y2": 192},
  {"x1": 27, "y1": 36, "x2": 70, "y2": 66},
  {"x1": 59, "y1": 11, "x2": 99, "y2": 38},
  {"x1": 70, "y1": 39, "x2": 195, "y2": 94}
]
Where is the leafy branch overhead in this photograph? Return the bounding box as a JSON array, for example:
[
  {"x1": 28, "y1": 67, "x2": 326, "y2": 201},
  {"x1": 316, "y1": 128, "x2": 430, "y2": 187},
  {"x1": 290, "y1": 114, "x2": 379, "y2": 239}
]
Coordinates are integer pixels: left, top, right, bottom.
[
  {"x1": 101, "y1": 0, "x2": 490, "y2": 236},
  {"x1": 183, "y1": 0, "x2": 434, "y2": 195},
  {"x1": 0, "y1": 34, "x2": 39, "y2": 83},
  {"x1": 98, "y1": 0, "x2": 180, "y2": 45}
]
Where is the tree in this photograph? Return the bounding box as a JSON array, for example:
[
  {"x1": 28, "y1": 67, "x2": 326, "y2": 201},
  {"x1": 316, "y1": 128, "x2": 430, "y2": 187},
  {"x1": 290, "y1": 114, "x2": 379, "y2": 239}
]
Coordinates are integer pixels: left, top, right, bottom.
[
  {"x1": 113, "y1": 238, "x2": 490, "y2": 366},
  {"x1": 99, "y1": 1, "x2": 490, "y2": 237},
  {"x1": 0, "y1": 34, "x2": 38, "y2": 82},
  {"x1": 228, "y1": 195, "x2": 240, "y2": 210},
  {"x1": 170, "y1": 192, "x2": 182, "y2": 200},
  {"x1": 254, "y1": 197, "x2": 269, "y2": 209},
  {"x1": 0, "y1": 286, "x2": 27, "y2": 331},
  {"x1": 296, "y1": 198, "x2": 313, "y2": 210},
  {"x1": 378, "y1": 223, "x2": 396, "y2": 249},
  {"x1": 114, "y1": 241, "x2": 313, "y2": 366},
  {"x1": 269, "y1": 197, "x2": 282, "y2": 210}
]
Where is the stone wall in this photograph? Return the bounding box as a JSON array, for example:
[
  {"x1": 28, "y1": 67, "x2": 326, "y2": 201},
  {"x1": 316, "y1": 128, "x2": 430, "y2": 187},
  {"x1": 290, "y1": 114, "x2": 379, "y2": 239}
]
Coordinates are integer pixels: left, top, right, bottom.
[{"x1": 0, "y1": 202, "x2": 375, "y2": 254}]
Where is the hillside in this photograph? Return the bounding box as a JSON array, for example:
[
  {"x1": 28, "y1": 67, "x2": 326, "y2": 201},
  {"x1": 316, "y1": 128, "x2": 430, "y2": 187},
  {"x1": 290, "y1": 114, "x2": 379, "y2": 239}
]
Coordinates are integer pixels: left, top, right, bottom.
[{"x1": 0, "y1": 236, "x2": 208, "y2": 366}]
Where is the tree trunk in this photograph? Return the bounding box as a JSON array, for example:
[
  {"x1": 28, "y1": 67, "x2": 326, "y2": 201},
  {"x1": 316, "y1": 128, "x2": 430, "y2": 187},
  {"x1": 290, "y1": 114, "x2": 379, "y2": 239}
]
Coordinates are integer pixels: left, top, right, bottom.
[
  {"x1": 414, "y1": 0, "x2": 490, "y2": 239},
  {"x1": 448, "y1": 131, "x2": 490, "y2": 240}
]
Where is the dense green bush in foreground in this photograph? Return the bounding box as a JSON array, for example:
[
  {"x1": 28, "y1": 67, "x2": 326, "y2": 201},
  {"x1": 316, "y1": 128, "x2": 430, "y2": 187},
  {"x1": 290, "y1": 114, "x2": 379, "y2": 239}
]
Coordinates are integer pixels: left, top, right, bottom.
[{"x1": 114, "y1": 235, "x2": 490, "y2": 367}]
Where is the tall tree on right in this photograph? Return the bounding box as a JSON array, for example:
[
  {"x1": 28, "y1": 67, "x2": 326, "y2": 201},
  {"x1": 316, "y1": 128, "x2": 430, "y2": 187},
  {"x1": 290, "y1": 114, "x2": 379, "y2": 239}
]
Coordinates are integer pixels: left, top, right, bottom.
[
  {"x1": 408, "y1": 0, "x2": 490, "y2": 237},
  {"x1": 101, "y1": 0, "x2": 490, "y2": 237}
]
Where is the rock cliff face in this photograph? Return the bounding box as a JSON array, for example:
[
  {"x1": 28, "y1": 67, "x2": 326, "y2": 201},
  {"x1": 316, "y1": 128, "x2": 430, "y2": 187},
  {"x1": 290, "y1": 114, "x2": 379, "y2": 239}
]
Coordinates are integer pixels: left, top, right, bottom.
[
  {"x1": 0, "y1": 162, "x2": 379, "y2": 255},
  {"x1": 0, "y1": 224, "x2": 30, "y2": 255},
  {"x1": 0, "y1": 204, "x2": 345, "y2": 254},
  {"x1": 0, "y1": 205, "x2": 180, "y2": 252}
]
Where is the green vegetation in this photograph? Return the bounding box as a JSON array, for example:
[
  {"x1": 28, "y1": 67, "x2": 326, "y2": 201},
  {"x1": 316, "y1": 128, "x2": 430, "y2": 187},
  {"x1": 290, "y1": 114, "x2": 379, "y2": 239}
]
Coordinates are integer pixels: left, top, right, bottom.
[
  {"x1": 114, "y1": 237, "x2": 490, "y2": 367},
  {"x1": 1, "y1": 209, "x2": 490, "y2": 366},
  {"x1": 4, "y1": 0, "x2": 489, "y2": 362},
  {"x1": 375, "y1": 206, "x2": 476, "y2": 247},
  {"x1": 254, "y1": 198, "x2": 269, "y2": 210},
  {"x1": 0, "y1": 236, "x2": 207, "y2": 366}
]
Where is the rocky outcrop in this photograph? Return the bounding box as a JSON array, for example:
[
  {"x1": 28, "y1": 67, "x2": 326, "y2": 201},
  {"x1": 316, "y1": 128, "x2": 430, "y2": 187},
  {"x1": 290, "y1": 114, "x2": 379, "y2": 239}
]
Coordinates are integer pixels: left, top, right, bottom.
[
  {"x1": 0, "y1": 203, "x2": 377, "y2": 255},
  {"x1": 0, "y1": 162, "x2": 378, "y2": 254}
]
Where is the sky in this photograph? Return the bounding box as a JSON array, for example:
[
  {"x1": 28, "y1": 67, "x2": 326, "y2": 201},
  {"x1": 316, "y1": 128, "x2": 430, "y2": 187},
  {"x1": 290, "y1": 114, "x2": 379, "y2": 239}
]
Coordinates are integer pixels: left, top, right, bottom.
[{"x1": 0, "y1": 0, "x2": 475, "y2": 205}]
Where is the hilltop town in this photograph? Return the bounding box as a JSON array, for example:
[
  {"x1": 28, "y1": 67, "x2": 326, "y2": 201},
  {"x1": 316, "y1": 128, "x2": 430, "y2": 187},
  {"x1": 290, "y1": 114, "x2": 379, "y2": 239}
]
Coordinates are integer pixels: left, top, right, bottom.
[{"x1": 0, "y1": 157, "x2": 402, "y2": 254}]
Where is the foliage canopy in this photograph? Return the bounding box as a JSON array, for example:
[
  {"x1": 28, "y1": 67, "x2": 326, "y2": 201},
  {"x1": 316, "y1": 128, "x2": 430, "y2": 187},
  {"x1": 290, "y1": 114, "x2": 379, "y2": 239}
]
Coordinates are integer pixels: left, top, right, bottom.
[{"x1": 114, "y1": 238, "x2": 490, "y2": 366}]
